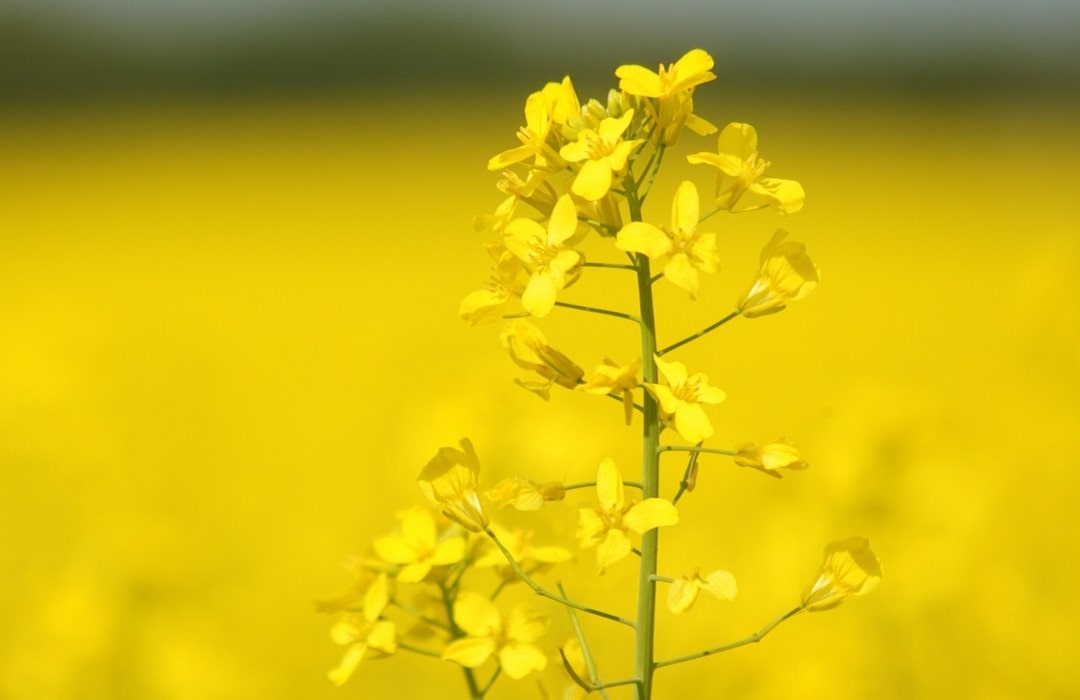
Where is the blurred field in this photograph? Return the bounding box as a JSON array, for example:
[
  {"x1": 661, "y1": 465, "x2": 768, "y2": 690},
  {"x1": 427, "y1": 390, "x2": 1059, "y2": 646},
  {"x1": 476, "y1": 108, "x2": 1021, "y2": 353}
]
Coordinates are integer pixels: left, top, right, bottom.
[{"x1": 2, "y1": 88, "x2": 1078, "y2": 699}]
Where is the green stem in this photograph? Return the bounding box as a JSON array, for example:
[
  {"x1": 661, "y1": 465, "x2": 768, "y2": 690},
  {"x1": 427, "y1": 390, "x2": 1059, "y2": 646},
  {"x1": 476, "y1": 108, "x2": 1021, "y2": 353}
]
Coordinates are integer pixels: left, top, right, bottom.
[
  {"x1": 439, "y1": 582, "x2": 483, "y2": 699},
  {"x1": 397, "y1": 641, "x2": 443, "y2": 658},
  {"x1": 583, "y1": 261, "x2": 637, "y2": 270},
  {"x1": 626, "y1": 172, "x2": 661, "y2": 700},
  {"x1": 657, "y1": 311, "x2": 739, "y2": 356},
  {"x1": 654, "y1": 606, "x2": 805, "y2": 670}
]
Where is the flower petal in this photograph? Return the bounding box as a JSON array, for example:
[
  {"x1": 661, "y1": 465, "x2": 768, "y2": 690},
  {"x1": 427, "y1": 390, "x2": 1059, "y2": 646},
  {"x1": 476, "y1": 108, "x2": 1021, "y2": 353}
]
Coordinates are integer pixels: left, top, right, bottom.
[
  {"x1": 616, "y1": 222, "x2": 671, "y2": 259},
  {"x1": 499, "y1": 642, "x2": 549, "y2": 679},
  {"x1": 442, "y1": 637, "x2": 497, "y2": 669},
  {"x1": 623, "y1": 498, "x2": 679, "y2": 534}
]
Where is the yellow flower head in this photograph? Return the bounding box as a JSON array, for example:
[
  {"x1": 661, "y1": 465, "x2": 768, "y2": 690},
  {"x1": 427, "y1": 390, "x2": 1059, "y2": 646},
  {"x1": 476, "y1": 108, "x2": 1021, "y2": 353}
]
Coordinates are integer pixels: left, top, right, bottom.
[
  {"x1": 667, "y1": 567, "x2": 737, "y2": 614},
  {"x1": 737, "y1": 230, "x2": 820, "y2": 318},
  {"x1": 644, "y1": 355, "x2": 725, "y2": 443},
  {"x1": 442, "y1": 592, "x2": 550, "y2": 680},
  {"x1": 616, "y1": 181, "x2": 720, "y2": 299},
  {"x1": 576, "y1": 458, "x2": 679, "y2": 573},
  {"x1": 371, "y1": 506, "x2": 467, "y2": 583},
  {"x1": 486, "y1": 476, "x2": 566, "y2": 511},
  {"x1": 688, "y1": 122, "x2": 805, "y2": 213},
  {"x1": 488, "y1": 76, "x2": 580, "y2": 172},
  {"x1": 503, "y1": 194, "x2": 585, "y2": 317},
  {"x1": 579, "y1": 357, "x2": 641, "y2": 425},
  {"x1": 326, "y1": 573, "x2": 397, "y2": 685},
  {"x1": 459, "y1": 247, "x2": 528, "y2": 327},
  {"x1": 733, "y1": 437, "x2": 809, "y2": 478},
  {"x1": 615, "y1": 49, "x2": 718, "y2": 145},
  {"x1": 500, "y1": 319, "x2": 584, "y2": 399},
  {"x1": 801, "y1": 537, "x2": 883, "y2": 612},
  {"x1": 417, "y1": 438, "x2": 488, "y2": 533},
  {"x1": 559, "y1": 109, "x2": 644, "y2": 201}
]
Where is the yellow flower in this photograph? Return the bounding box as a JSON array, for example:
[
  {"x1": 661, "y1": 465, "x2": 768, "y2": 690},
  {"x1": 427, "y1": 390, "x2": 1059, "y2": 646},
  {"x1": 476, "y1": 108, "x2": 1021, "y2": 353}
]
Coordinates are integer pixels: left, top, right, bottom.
[
  {"x1": 371, "y1": 506, "x2": 467, "y2": 584},
  {"x1": 801, "y1": 537, "x2": 883, "y2": 612},
  {"x1": 579, "y1": 357, "x2": 641, "y2": 425},
  {"x1": 688, "y1": 122, "x2": 805, "y2": 213},
  {"x1": 737, "y1": 230, "x2": 819, "y2": 318},
  {"x1": 486, "y1": 476, "x2": 566, "y2": 511},
  {"x1": 488, "y1": 77, "x2": 580, "y2": 171},
  {"x1": 459, "y1": 247, "x2": 528, "y2": 327},
  {"x1": 327, "y1": 573, "x2": 397, "y2": 685},
  {"x1": 733, "y1": 437, "x2": 809, "y2": 478},
  {"x1": 576, "y1": 458, "x2": 679, "y2": 573},
  {"x1": 500, "y1": 320, "x2": 584, "y2": 399},
  {"x1": 417, "y1": 438, "x2": 488, "y2": 533},
  {"x1": 474, "y1": 523, "x2": 573, "y2": 582},
  {"x1": 503, "y1": 194, "x2": 584, "y2": 317},
  {"x1": 644, "y1": 355, "x2": 725, "y2": 443},
  {"x1": 667, "y1": 567, "x2": 737, "y2": 614},
  {"x1": 559, "y1": 110, "x2": 644, "y2": 200},
  {"x1": 616, "y1": 180, "x2": 720, "y2": 299},
  {"x1": 442, "y1": 592, "x2": 550, "y2": 680},
  {"x1": 615, "y1": 48, "x2": 718, "y2": 145}
]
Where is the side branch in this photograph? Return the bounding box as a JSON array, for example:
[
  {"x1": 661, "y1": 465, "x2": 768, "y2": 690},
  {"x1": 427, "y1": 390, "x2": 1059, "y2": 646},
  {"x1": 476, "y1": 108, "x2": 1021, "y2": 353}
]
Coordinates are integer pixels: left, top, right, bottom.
[
  {"x1": 555, "y1": 301, "x2": 642, "y2": 324},
  {"x1": 484, "y1": 529, "x2": 636, "y2": 628},
  {"x1": 657, "y1": 311, "x2": 739, "y2": 356},
  {"x1": 654, "y1": 606, "x2": 804, "y2": 670},
  {"x1": 659, "y1": 445, "x2": 736, "y2": 457}
]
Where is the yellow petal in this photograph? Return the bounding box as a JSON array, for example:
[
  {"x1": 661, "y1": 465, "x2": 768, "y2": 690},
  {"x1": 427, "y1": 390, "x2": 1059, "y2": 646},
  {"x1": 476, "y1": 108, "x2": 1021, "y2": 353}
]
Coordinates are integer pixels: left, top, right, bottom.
[
  {"x1": 664, "y1": 253, "x2": 700, "y2": 299},
  {"x1": 595, "y1": 529, "x2": 632, "y2": 572},
  {"x1": 327, "y1": 643, "x2": 366, "y2": 686},
  {"x1": 616, "y1": 222, "x2": 671, "y2": 259},
  {"x1": 372, "y1": 534, "x2": 415, "y2": 565},
  {"x1": 717, "y1": 122, "x2": 758, "y2": 160},
  {"x1": 453, "y1": 591, "x2": 502, "y2": 637},
  {"x1": 623, "y1": 498, "x2": 679, "y2": 534},
  {"x1": 459, "y1": 287, "x2": 510, "y2": 327},
  {"x1": 667, "y1": 578, "x2": 699, "y2": 614},
  {"x1": 702, "y1": 570, "x2": 738, "y2": 601},
  {"x1": 572, "y1": 158, "x2": 613, "y2": 201},
  {"x1": 400, "y1": 506, "x2": 436, "y2": 548},
  {"x1": 367, "y1": 619, "x2": 397, "y2": 654},
  {"x1": 547, "y1": 194, "x2": 581, "y2": 246},
  {"x1": 753, "y1": 177, "x2": 805, "y2": 214},
  {"x1": 671, "y1": 181, "x2": 699, "y2": 235},
  {"x1": 522, "y1": 271, "x2": 558, "y2": 317},
  {"x1": 430, "y1": 537, "x2": 467, "y2": 566},
  {"x1": 595, "y1": 458, "x2": 624, "y2": 512},
  {"x1": 499, "y1": 642, "x2": 548, "y2": 679},
  {"x1": 442, "y1": 637, "x2": 496, "y2": 668},
  {"x1": 362, "y1": 574, "x2": 391, "y2": 622},
  {"x1": 615, "y1": 64, "x2": 663, "y2": 97},
  {"x1": 576, "y1": 507, "x2": 605, "y2": 546},
  {"x1": 506, "y1": 607, "x2": 550, "y2": 644},
  {"x1": 673, "y1": 402, "x2": 714, "y2": 443}
]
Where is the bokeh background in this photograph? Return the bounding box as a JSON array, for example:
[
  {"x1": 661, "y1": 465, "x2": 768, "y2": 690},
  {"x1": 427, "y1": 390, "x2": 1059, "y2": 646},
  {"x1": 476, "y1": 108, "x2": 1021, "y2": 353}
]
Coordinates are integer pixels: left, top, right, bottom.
[{"x1": 3, "y1": 1, "x2": 1079, "y2": 698}]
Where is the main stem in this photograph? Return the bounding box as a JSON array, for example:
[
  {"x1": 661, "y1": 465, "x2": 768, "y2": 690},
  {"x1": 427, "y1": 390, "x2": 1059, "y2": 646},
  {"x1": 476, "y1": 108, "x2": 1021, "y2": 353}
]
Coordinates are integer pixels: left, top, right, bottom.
[{"x1": 628, "y1": 180, "x2": 660, "y2": 700}]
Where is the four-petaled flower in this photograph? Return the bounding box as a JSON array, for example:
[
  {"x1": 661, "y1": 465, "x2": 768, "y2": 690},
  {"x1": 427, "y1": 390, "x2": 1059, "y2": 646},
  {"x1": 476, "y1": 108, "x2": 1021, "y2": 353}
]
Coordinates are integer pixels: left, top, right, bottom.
[
  {"x1": 503, "y1": 194, "x2": 585, "y2": 317},
  {"x1": 615, "y1": 48, "x2": 718, "y2": 145},
  {"x1": 417, "y1": 438, "x2": 488, "y2": 533},
  {"x1": 327, "y1": 573, "x2": 397, "y2": 685},
  {"x1": 644, "y1": 355, "x2": 726, "y2": 443},
  {"x1": 459, "y1": 246, "x2": 528, "y2": 327},
  {"x1": 734, "y1": 437, "x2": 809, "y2": 479},
  {"x1": 560, "y1": 110, "x2": 644, "y2": 201},
  {"x1": 442, "y1": 592, "x2": 550, "y2": 679},
  {"x1": 667, "y1": 567, "x2": 738, "y2": 614},
  {"x1": 576, "y1": 458, "x2": 679, "y2": 573},
  {"x1": 579, "y1": 357, "x2": 642, "y2": 425},
  {"x1": 616, "y1": 180, "x2": 720, "y2": 299},
  {"x1": 737, "y1": 230, "x2": 819, "y2": 318},
  {"x1": 371, "y1": 506, "x2": 467, "y2": 583},
  {"x1": 488, "y1": 77, "x2": 580, "y2": 171},
  {"x1": 688, "y1": 122, "x2": 805, "y2": 213},
  {"x1": 801, "y1": 537, "x2": 883, "y2": 612}
]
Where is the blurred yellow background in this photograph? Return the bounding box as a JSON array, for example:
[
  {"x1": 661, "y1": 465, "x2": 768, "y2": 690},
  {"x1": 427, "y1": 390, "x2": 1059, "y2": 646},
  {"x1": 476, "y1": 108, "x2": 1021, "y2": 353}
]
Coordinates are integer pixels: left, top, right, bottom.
[{"x1": 3, "y1": 5, "x2": 1080, "y2": 697}]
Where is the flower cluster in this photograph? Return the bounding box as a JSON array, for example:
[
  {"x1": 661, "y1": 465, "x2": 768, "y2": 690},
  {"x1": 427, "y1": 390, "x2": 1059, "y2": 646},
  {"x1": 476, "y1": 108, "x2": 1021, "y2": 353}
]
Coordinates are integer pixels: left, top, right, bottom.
[{"x1": 324, "y1": 48, "x2": 880, "y2": 699}]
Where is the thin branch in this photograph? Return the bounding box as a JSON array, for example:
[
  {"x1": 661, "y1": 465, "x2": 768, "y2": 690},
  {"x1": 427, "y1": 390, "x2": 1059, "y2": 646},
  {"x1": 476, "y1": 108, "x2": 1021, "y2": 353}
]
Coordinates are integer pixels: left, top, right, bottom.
[
  {"x1": 484, "y1": 529, "x2": 636, "y2": 628},
  {"x1": 583, "y1": 261, "x2": 637, "y2": 270},
  {"x1": 654, "y1": 606, "x2": 805, "y2": 670},
  {"x1": 657, "y1": 311, "x2": 739, "y2": 356},
  {"x1": 659, "y1": 445, "x2": 736, "y2": 457},
  {"x1": 397, "y1": 641, "x2": 443, "y2": 659},
  {"x1": 554, "y1": 301, "x2": 641, "y2": 324}
]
